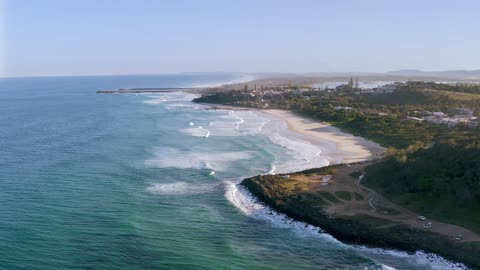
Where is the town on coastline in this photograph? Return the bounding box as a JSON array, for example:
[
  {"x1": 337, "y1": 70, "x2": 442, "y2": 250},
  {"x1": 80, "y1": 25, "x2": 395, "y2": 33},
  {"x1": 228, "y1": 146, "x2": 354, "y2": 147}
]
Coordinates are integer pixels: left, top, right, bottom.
[
  {"x1": 193, "y1": 76, "x2": 480, "y2": 269},
  {"x1": 205, "y1": 80, "x2": 479, "y2": 128}
]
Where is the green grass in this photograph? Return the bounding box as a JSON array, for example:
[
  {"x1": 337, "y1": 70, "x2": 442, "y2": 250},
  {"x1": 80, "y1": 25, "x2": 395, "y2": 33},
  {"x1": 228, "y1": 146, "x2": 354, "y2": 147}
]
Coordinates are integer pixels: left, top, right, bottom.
[
  {"x1": 335, "y1": 191, "x2": 352, "y2": 201},
  {"x1": 275, "y1": 177, "x2": 310, "y2": 193},
  {"x1": 354, "y1": 192, "x2": 364, "y2": 200},
  {"x1": 349, "y1": 171, "x2": 362, "y2": 179},
  {"x1": 377, "y1": 207, "x2": 401, "y2": 216},
  {"x1": 296, "y1": 166, "x2": 337, "y2": 176},
  {"x1": 423, "y1": 88, "x2": 480, "y2": 101},
  {"x1": 343, "y1": 214, "x2": 395, "y2": 227},
  {"x1": 389, "y1": 193, "x2": 480, "y2": 234},
  {"x1": 293, "y1": 193, "x2": 328, "y2": 207},
  {"x1": 317, "y1": 191, "x2": 341, "y2": 204}
]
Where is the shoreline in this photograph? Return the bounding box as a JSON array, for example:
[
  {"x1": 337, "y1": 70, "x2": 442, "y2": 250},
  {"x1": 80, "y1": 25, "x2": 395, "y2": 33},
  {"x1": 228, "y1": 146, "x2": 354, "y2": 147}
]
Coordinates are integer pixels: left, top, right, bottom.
[
  {"x1": 260, "y1": 109, "x2": 386, "y2": 164},
  {"x1": 240, "y1": 169, "x2": 478, "y2": 269},
  {"x1": 199, "y1": 103, "x2": 477, "y2": 269},
  {"x1": 206, "y1": 105, "x2": 386, "y2": 164}
]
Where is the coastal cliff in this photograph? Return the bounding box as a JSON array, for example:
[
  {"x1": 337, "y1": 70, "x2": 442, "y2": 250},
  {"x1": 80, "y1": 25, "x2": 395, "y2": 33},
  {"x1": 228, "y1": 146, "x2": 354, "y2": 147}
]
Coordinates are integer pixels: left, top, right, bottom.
[{"x1": 241, "y1": 165, "x2": 480, "y2": 269}]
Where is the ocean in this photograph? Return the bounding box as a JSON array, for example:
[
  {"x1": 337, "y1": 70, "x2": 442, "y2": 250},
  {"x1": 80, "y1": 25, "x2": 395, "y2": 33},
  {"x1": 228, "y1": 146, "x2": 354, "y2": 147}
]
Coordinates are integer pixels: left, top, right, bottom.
[{"x1": 0, "y1": 74, "x2": 468, "y2": 270}]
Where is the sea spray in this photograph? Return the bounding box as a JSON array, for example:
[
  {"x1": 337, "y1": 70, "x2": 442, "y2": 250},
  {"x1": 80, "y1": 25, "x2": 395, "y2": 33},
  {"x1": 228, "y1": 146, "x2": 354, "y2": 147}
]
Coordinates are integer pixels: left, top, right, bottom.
[
  {"x1": 144, "y1": 147, "x2": 253, "y2": 172},
  {"x1": 217, "y1": 110, "x2": 469, "y2": 270},
  {"x1": 147, "y1": 181, "x2": 217, "y2": 195},
  {"x1": 224, "y1": 178, "x2": 470, "y2": 270},
  {"x1": 198, "y1": 126, "x2": 210, "y2": 138},
  {"x1": 139, "y1": 88, "x2": 469, "y2": 270}
]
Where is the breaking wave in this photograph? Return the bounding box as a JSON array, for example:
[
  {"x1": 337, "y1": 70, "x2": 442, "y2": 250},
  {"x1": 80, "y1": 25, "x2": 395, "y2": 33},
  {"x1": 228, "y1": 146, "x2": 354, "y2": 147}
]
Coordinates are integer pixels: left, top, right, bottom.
[
  {"x1": 144, "y1": 147, "x2": 253, "y2": 172},
  {"x1": 224, "y1": 179, "x2": 470, "y2": 270},
  {"x1": 147, "y1": 181, "x2": 216, "y2": 195}
]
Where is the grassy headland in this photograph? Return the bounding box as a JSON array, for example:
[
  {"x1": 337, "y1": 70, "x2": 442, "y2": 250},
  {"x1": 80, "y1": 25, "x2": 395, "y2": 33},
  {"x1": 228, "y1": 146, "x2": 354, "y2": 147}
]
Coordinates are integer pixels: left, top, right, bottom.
[
  {"x1": 242, "y1": 166, "x2": 480, "y2": 268},
  {"x1": 193, "y1": 80, "x2": 480, "y2": 268},
  {"x1": 195, "y1": 82, "x2": 480, "y2": 148}
]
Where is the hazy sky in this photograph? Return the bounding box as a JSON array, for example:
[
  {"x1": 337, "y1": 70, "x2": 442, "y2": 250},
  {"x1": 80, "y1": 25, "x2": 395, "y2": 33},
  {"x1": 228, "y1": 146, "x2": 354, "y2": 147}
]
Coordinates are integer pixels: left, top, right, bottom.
[{"x1": 2, "y1": 0, "x2": 480, "y2": 77}]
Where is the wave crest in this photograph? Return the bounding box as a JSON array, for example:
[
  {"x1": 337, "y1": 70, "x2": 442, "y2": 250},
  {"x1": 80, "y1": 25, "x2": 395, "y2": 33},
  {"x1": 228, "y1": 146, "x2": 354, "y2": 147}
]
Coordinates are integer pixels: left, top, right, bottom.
[
  {"x1": 145, "y1": 148, "x2": 253, "y2": 172},
  {"x1": 147, "y1": 181, "x2": 216, "y2": 195},
  {"x1": 224, "y1": 180, "x2": 470, "y2": 270}
]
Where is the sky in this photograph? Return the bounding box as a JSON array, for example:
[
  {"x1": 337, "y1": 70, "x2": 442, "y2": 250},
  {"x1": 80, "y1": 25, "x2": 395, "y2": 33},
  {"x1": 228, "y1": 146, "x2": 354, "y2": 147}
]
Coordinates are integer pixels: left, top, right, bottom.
[{"x1": 2, "y1": 0, "x2": 480, "y2": 77}]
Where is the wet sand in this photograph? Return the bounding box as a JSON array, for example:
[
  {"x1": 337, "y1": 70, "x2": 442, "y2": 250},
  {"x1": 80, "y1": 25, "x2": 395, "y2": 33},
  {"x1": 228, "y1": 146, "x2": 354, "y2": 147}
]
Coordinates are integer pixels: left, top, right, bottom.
[{"x1": 261, "y1": 109, "x2": 386, "y2": 163}]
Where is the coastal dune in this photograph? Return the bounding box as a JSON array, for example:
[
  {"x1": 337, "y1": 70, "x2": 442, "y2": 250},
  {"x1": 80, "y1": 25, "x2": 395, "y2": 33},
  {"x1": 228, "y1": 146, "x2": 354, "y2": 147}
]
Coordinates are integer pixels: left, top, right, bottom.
[{"x1": 261, "y1": 109, "x2": 386, "y2": 163}]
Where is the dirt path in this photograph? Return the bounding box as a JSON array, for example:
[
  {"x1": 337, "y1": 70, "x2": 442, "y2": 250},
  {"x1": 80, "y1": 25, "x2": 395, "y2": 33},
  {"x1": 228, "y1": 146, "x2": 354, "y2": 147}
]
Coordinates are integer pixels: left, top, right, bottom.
[{"x1": 314, "y1": 163, "x2": 480, "y2": 243}]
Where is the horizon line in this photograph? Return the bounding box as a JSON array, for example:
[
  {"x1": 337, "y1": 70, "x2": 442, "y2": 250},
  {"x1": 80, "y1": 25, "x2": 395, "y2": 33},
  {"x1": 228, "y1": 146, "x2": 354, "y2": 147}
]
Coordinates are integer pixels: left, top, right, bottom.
[{"x1": 2, "y1": 69, "x2": 480, "y2": 80}]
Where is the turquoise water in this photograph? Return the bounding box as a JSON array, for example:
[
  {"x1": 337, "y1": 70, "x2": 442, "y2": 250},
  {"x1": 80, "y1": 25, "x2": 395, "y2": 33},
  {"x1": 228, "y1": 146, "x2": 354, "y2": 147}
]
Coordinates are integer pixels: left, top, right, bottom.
[{"x1": 0, "y1": 74, "x2": 467, "y2": 270}]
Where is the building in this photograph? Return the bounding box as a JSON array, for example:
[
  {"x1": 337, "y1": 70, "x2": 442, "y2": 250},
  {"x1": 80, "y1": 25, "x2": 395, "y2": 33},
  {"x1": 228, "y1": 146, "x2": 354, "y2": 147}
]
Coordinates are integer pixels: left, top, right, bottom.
[
  {"x1": 407, "y1": 116, "x2": 424, "y2": 122},
  {"x1": 422, "y1": 109, "x2": 478, "y2": 128},
  {"x1": 334, "y1": 106, "x2": 353, "y2": 111}
]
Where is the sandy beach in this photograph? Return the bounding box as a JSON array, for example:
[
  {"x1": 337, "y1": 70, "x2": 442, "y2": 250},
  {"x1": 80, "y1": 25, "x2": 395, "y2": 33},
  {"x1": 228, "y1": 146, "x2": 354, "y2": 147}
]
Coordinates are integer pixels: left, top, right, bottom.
[
  {"x1": 258, "y1": 109, "x2": 480, "y2": 242},
  {"x1": 261, "y1": 109, "x2": 386, "y2": 163}
]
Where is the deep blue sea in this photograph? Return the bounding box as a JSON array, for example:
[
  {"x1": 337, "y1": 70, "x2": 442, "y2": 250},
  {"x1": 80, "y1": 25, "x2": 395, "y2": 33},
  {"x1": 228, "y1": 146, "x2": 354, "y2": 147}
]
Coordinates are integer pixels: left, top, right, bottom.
[{"x1": 0, "y1": 74, "x2": 468, "y2": 270}]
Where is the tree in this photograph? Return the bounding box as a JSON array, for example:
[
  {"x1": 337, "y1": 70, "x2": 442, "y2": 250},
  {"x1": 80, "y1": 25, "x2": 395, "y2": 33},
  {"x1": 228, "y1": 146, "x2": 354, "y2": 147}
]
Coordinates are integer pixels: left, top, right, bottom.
[
  {"x1": 243, "y1": 84, "x2": 248, "y2": 91},
  {"x1": 354, "y1": 78, "x2": 359, "y2": 89},
  {"x1": 348, "y1": 78, "x2": 354, "y2": 89}
]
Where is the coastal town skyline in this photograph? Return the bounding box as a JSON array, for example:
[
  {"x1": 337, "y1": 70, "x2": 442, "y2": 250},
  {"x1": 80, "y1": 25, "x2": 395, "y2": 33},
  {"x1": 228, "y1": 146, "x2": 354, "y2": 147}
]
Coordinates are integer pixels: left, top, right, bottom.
[{"x1": 2, "y1": 0, "x2": 480, "y2": 77}]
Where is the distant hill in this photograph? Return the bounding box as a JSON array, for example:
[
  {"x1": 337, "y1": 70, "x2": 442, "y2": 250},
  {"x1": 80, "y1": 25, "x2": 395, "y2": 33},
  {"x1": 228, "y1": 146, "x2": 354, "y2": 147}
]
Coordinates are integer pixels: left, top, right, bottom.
[
  {"x1": 387, "y1": 69, "x2": 480, "y2": 79},
  {"x1": 248, "y1": 70, "x2": 480, "y2": 86}
]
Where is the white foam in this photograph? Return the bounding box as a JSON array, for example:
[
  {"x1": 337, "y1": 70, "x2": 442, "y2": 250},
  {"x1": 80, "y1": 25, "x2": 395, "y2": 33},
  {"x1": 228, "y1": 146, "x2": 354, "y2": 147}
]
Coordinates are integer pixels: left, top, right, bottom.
[
  {"x1": 224, "y1": 180, "x2": 471, "y2": 270},
  {"x1": 233, "y1": 114, "x2": 245, "y2": 131},
  {"x1": 141, "y1": 92, "x2": 469, "y2": 269},
  {"x1": 268, "y1": 132, "x2": 330, "y2": 173},
  {"x1": 258, "y1": 120, "x2": 270, "y2": 131},
  {"x1": 143, "y1": 93, "x2": 331, "y2": 176},
  {"x1": 267, "y1": 164, "x2": 276, "y2": 175},
  {"x1": 147, "y1": 181, "x2": 215, "y2": 195},
  {"x1": 224, "y1": 179, "x2": 342, "y2": 243},
  {"x1": 145, "y1": 148, "x2": 253, "y2": 172},
  {"x1": 182, "y1": 127, "x2": 206, "y2": 137},
  {"x1": 182, "y1": 110, "x2": 271, "y2": 137},
  {"x1": 166, "y1": 102, "x2": 188, "y2": 108},
  {"x1": 143, "y1": 98, "x2": 167, "y2": 104},
  {"x1": 182, "y1": 126, "x2": 210, "y2": 137},
  {"x1": 143, "y1": 92, "x2": 203, "y2": 109},
  {"x1": 356, "y1": 247, "x2": 470, "y2": 270},
  {"x1": 198, "y1": 127, "x2": 210, "y2": 138},
  {"x1": 253, "y1": 116, "x2": 330, "y2": 173},
  {"x1": 205, "y1": 110, "x2": 333, "y2": 173},
  {"x1": 179, "y1": 109, "x2": 331, "y2": 173}
]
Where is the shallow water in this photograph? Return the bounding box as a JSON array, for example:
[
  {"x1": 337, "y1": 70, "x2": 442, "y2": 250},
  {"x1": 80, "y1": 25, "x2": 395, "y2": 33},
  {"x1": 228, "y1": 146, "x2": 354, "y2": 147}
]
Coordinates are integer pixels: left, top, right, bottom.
[{"x1": 0, "y1": 74, "x2": 468, "y2": 269}]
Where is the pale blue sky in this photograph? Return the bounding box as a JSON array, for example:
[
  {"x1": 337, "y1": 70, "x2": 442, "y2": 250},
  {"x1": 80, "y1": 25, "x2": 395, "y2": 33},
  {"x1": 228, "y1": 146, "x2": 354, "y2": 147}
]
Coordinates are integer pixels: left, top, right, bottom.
[{"x1": 2, "y1": 0, "x2": 480, "y2": 77}]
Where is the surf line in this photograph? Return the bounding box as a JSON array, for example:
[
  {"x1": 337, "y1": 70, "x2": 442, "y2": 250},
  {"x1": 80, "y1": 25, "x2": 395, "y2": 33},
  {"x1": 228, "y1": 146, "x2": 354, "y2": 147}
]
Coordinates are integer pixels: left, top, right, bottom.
[{"x1": 198, "y1": 126, "x2": 210, "y2": 138}]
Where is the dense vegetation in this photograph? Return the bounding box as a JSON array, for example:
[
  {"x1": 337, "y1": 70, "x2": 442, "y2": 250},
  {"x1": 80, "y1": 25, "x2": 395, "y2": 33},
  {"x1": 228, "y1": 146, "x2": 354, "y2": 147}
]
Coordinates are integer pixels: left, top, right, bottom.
[
  {"x1": 242, "y1": 171, "x2": 480, "y2": 269},
  {"x1": 364, "y1": 139, "x2": 480, "y2": 234},
  {"x1": 197, "y1": 82, "x2": 480, "y2": 267},
  {"x1": 195, "y1": 83, "x2": 480, "y2": 148},
  {"x1": 405, "y1": 81, "x2": 480, "y2": 95},
  {"x1": 195, "y1": 82, "x2": 480, "y2": 231}
]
